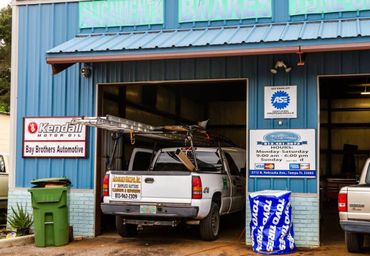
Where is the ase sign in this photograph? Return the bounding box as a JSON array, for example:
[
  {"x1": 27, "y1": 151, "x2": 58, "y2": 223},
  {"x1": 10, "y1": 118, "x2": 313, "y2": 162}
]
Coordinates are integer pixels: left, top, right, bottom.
[
  {"x1": 264, "y1": 86, "x2": 297, "y2": 119},
  {"x1": 23, "y1": 117, "x2": 87, "y2": 158}
]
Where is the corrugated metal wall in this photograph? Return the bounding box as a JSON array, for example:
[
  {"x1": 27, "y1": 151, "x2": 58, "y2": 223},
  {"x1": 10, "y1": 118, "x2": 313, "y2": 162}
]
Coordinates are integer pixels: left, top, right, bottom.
[
  {"x1": 15, "y1": 2, "x2": 370, "y2": 193},
  {"x1": 16, "y1": 2, "x2": 96, "y2": 189},
  {"x1": 92, "y1": 51, "x2": 370, "y2": 194}
]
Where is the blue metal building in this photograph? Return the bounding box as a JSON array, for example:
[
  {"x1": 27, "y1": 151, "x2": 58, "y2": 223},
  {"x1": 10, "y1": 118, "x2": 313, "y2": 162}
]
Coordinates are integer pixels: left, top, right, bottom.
[{"x1": 9, "y1": 0, "x2": 370, "y2": 247}]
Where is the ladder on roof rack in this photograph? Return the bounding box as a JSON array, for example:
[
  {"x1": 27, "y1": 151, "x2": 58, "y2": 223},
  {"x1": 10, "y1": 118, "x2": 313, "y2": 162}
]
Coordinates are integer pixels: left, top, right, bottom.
[
  {"x1": 72, "y1": 115, "x2": 156, "y2": 133},
  {"x1": 72, "y1": 115, "x2": 236, "y2": 170},
  {"x1": 71, "y1": 115, "x2": 235, "y2": 146}
]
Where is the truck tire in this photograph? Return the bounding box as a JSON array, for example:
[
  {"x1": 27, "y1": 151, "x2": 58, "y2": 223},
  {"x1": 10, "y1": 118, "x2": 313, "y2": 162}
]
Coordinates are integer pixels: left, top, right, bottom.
[
  {"x1": 115, "y1": 216, "x2": 137, "y2": 237},
  {"x1": 200, "y1": 202, "x2": 220, "y2": 241},
  {"x1": 345, "y1": 231, "x2": 363, "y2": 253}
]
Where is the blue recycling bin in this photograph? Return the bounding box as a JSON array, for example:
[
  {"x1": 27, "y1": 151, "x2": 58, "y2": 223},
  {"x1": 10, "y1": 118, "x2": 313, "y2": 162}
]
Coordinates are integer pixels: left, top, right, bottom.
[{"x1": 249, "y1": 190, "x2": 296, "y2": 255}]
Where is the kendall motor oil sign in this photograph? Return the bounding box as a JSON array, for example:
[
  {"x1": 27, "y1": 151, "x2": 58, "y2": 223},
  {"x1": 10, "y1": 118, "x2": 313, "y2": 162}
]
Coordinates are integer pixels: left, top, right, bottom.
[
  {"x1": 23, "y1": 117, "x2": 87, "y2": 158},
  {"x1": 249, "y1": 129, "x2": 316, "y2": 178}
]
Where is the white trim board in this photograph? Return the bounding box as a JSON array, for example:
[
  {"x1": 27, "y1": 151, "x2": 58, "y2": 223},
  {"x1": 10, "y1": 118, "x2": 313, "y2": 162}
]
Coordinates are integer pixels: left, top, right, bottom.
[{"x1": 9, "y1": 5, "x2": 19, "y2": 190}]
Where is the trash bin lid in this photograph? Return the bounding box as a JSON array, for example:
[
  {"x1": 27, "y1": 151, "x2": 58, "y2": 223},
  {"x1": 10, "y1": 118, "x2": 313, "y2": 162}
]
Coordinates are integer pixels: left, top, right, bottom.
[{"x1": 31, "y1": 177, "x2": 71, "y2": 187}]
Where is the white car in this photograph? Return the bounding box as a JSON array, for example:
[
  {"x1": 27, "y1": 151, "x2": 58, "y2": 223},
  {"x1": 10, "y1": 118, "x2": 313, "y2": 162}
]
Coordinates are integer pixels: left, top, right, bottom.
[
  {"x1": 0, "y1": 153, "x2": 9, "y2": 210},
  {"x1": 101, "y1": 147, "x2": 246, "y2": 241}
]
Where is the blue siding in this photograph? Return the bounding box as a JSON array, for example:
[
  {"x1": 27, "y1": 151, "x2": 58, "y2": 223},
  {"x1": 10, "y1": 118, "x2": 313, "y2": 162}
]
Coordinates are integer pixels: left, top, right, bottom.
[
  {"x1": 16, "y1": 3, "x2": 95, "y2": 189},
  {"x1": 15, "y1": 1, "x2": 370, "y2": 194},
  {"x1": 91, "y1": 50, "x2": 370, "y2": 194}
]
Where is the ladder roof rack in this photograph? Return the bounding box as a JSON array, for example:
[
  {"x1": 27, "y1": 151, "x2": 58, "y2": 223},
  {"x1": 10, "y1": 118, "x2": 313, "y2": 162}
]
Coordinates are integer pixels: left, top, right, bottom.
[{"x1": 72, "y1": 115, "x2": 236, "y2": 147}]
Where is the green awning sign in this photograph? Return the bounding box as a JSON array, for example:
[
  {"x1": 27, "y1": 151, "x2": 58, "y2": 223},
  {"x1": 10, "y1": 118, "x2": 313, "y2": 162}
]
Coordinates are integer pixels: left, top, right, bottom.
[
  {"x1": 179, "y1": 0, "x2": 272, "y2": 23},
  {"x1": 79, "y1": 0, "x2": 164, "y2": 28},
  {"x1": 289, "y1": 0, "x2": 370, "y2": 16}
]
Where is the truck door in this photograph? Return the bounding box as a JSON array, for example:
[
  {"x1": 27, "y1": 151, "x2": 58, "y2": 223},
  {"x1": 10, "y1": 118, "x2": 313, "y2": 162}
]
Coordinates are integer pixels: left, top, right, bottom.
[{"x1": 224, "y1": 152, "x2": 244, "y2": 213}]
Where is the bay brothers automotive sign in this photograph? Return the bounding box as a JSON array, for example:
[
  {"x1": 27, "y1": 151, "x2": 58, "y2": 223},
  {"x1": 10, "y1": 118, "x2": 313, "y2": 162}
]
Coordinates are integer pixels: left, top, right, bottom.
[
  {"x1": 249, "y1": 129, "x2": 316, "y2": 178},
  {"x1": 23, "y1": 117, "x2": 87, "y2": 158}
]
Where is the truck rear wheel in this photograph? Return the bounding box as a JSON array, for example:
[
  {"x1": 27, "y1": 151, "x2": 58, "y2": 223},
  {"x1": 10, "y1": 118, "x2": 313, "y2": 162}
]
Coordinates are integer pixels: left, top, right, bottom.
[
  {"x1": 200, "y1": 202, "x2": 220, "y2": 241},
  {"x1": 115, "y1": 216, "x2": 137, "y2": 237},
  {"x1": 345, "y1": 231, "x2": 363, "y2": 253}
]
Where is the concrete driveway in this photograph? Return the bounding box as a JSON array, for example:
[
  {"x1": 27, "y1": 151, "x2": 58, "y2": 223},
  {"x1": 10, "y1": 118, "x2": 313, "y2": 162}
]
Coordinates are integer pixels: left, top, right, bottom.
[
  {"x1": 0, "y1": 231, "x2": 369, "y2": 256},
  {"x1": 0, "y1": 222, "x2": 369, "y2": 256}
]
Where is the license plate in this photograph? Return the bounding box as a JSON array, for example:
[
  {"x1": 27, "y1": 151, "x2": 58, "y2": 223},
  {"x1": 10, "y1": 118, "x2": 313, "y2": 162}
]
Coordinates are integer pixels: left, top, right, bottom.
[{"x1": 140, "y1": 205, "x2": 156, "y2": 214}]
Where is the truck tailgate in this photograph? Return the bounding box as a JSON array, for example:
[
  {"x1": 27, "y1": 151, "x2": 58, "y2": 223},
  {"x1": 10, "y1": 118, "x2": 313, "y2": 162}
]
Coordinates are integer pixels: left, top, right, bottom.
[
  {"x1": 347, "y1": 185, "x2": 370, "y2": 221},
  {"x1": 109, "y1": 171, "x2": 192, "y2": 204}
]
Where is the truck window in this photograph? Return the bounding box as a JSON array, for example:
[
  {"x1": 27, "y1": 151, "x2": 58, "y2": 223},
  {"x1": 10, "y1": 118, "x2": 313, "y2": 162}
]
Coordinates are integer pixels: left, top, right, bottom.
[
  {"x1": 153, "y1": 151, "x2": 223, "y2": 172},
  {"x1": 132, "y1": 152, "x2": 152, "y2": 171},
  {"x1": 0, "y1": 156, "x2": 5, "y2": 173},
  {"x1": 366, "y1": 163, "x2": 370, "y2": 184},
  {"x1": 224, "y1": 152, "x2": 240, "y2": 176}
]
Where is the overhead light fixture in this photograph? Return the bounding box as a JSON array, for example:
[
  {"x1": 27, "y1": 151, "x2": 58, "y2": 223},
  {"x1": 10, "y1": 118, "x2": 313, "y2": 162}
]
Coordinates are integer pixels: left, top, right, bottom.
[
  {"x1": 80, "y1": 63, "x2": 91, "y2": 78},
  {"x1": 270, "y1": 60, "x2": 292, "y2": 74}
]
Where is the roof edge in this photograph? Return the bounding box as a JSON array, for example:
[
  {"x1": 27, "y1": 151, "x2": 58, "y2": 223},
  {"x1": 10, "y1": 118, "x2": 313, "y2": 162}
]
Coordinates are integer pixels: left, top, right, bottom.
[
  {"x1": 47, "y1": 46, "x2": 300, "y2": 74},
  {"x1": 46, "y1": 42, "x2": 370, "y2": 74}
]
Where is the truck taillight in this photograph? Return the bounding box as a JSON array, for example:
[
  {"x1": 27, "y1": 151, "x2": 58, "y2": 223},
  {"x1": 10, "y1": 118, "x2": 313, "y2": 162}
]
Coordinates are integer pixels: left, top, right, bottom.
[
  {"x1": 338, "y1": 193, "x2": 347, "y2": 212},
  {"x1": 192, "y1": 176, "x2": 202, "y2": 199},
  {"x1": 103, "y1": 174, "x2": 109, "y2": 197}
]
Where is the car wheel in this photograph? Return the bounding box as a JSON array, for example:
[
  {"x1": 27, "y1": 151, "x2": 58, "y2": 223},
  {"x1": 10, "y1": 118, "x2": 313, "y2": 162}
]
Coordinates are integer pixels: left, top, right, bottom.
[
  {"x1": 115, "y1": 216, "x2": 137, "y2": 237},
  {"x1": 200, "y1": 202, "x2": 220, "y2": 241},
  {"x1": 345, "y1": 231, "x2": 363, "y2": 253}
]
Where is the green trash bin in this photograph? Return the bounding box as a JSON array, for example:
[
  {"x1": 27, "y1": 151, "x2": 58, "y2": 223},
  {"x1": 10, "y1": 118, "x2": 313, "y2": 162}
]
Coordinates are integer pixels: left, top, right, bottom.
[{"x1": 28, "y1": 177, "x2": 71, "y2": 247}]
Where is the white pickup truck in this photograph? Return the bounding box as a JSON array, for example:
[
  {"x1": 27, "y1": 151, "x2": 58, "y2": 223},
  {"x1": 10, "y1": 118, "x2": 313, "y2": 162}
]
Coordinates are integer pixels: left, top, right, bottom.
[
  {"x1": 101, "y1": 146, "x2": 246, "y2": 241},
  {"x1": 338, "y1": 158, "x2": 370, "y2": 253},
  {"x1": 0, "y1": 153, "x2": 9, "y2": 210}
]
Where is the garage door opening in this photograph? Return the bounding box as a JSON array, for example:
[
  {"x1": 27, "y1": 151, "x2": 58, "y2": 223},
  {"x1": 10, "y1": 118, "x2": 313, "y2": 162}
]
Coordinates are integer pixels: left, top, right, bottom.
[
  {"x1": 319, "y1": 75, "x2": 370, "y2": 245},
  {"x1": 95, "y1": 79, "x2": 247, "y2": 237}
]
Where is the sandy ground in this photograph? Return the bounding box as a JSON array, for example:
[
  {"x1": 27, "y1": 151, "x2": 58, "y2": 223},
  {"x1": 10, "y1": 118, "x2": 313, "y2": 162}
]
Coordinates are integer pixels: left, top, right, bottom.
[
  {"x1": 0, "y1": 211, "x2": 369, "y2": 256},
  {"x1": 0, "y1": 230, "x2": 369, "y2": 256}
]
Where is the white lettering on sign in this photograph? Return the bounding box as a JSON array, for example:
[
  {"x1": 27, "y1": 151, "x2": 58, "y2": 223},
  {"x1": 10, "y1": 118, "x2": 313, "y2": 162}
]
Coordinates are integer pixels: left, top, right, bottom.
[
  {"x1": 252, "y1": 199, "x2": 259, "y2": 226},
  {"x1": 262, "y1": 200, "x2": 272, "y2": 225},
  {"x1": 273, "y1": 96, "x2": 289, "y2": 104},
  {"x1": 23, "y1": 117, "x2": 87, "y2": 158},
  {"x1": 267, "y1": 225, "x2": 276, "y2": 251},
  {"x1": 256, "y1": 225, "x2": 264, "y2": 251}
]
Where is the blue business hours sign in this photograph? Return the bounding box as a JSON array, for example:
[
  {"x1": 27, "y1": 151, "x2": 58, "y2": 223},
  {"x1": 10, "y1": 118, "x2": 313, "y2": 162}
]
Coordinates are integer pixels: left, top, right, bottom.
[
  {"x1": 249, "y1": 129, "x2": 316, "y2": 178},
  {"x1": 264, "y1": 86, "x2": 297, "y2": 119}
]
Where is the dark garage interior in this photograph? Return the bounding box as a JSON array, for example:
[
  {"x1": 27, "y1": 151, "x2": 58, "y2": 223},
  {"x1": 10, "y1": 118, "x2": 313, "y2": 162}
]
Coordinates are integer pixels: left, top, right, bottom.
[
  {"x1": 319, "y1": 75, "x2": 370, "y2": 246},
  {"x1": 95, "y1": 80, "x2": 247, "y2": 237}
]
